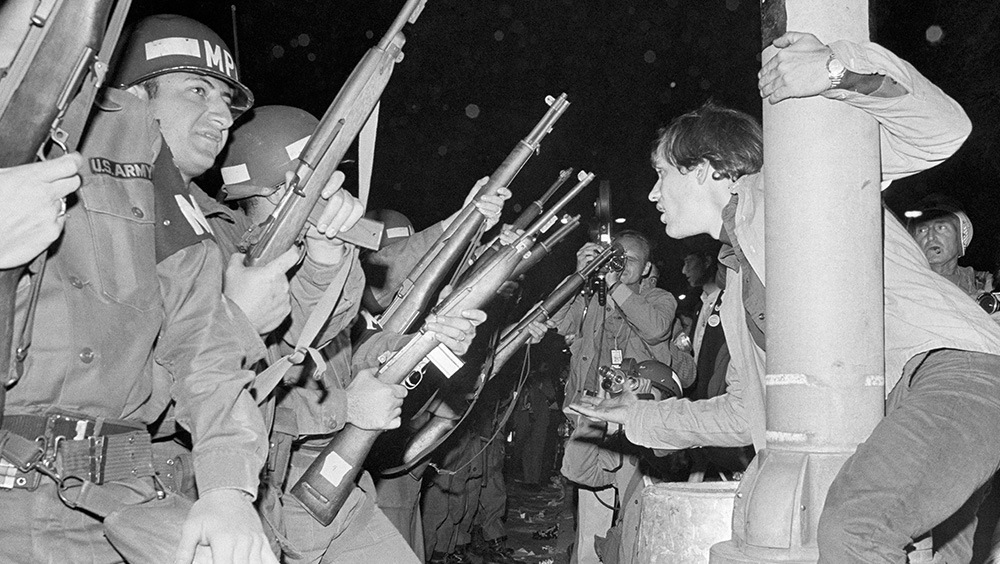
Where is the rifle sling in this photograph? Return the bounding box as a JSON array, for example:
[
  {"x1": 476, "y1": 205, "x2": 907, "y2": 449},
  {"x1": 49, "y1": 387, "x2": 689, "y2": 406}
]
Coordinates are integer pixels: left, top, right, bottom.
[
  {"x1": 11, "y1": 0, "x2": 133, "y2": 382},
  {"x1": 252, "y1": 247, "x2": 358, "y2": 402},
  {"x1": 48, "y1": 0, "x2": 133, "y2": 158}
]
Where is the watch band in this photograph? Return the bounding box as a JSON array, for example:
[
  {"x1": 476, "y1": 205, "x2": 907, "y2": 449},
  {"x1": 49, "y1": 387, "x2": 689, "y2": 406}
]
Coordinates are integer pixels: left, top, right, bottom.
[{"x1": 827, "y1": 52, "x2": 847, "y2": 89}]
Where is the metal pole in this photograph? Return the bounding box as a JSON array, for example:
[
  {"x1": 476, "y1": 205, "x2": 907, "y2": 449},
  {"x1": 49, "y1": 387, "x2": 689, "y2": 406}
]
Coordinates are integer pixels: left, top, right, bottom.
[{"x1": 711, "y1": 1, "x2": 883, "y2": 562}]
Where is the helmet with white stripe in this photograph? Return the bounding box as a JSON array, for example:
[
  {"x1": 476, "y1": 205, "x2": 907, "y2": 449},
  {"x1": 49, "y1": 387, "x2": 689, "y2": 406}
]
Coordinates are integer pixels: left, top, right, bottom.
[
  {"x1": 112, "y1": 14, "x2": 253, "y2": 114},
  {"x1": 219, "y1": 105, "x2": 318, "y2": 200}
]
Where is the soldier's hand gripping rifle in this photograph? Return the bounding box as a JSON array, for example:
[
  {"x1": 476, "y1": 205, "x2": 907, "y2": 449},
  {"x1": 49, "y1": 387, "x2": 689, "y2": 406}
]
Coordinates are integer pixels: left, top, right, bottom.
[
  {"x1": 399, "y1": 240, "x2": 625, "y2": 466},
  {"x1": 457, "y1": 170, "x2": 592, "y2": 286},
  {"x1": 0, "y1": 0, "x2": 130, "y2": 416},
  {"x1": 290, "y1": 175, "x2": 579, "y2": 524},
  {"x1": 376, "y1": 93, "x2": 570, "y2": 335},
  {"x1": 242, "y1": 0, "x2": 429, "y2": 266}
]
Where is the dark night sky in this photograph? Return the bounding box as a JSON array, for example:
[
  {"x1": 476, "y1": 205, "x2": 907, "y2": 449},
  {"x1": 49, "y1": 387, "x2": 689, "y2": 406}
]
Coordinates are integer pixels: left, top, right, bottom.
[{"x1": 133, "y1": 0, "x2": 1000, "y2": 305}]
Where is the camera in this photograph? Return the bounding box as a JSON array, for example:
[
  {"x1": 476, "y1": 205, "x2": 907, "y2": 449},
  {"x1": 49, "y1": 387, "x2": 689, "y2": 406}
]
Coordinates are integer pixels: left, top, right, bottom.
[
  {"x1": 597, "y1": 357, "x2": 683, "y2": 400},
  {"x1": 979, "y1": 292, "x2": 1000, "y2": 314},
  {"x1": 598, "y1": 364, "x2": 637, "y2": 397}
]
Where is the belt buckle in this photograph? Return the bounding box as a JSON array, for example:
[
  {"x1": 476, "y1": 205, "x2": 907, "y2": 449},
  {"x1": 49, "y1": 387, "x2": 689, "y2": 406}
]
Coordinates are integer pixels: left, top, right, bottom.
[{"x1": 45, "y1": 412, "x2": 95, "y2": 441}]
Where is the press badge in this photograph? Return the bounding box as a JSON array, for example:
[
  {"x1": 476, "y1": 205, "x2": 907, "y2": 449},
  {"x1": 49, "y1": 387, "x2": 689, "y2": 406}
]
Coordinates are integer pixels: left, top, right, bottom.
[{"x1": 610, "y1": 349, "x2": 623, "y2": 366}]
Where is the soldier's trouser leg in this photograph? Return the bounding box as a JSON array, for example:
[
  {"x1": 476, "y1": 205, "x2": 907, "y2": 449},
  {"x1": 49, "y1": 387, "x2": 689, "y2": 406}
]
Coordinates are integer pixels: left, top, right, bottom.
[
  {"x1": 478, "y1": 439, "x2": 508, "y2": 541},
  {"x1": 422, "y1": 470, "x2": 465, "y2": 559},
  {"x1": 817, "y1": 350, "x2": 1000, "y2": 564},
  {"x1": 280, "y1": 448, "x2": 421, "y2": 563},
  {"x1": 376, "y1": 469, "x2": 426, "y2": 553},
  {"x1": 522, "y1": 410, "x2": 550, "y2": 484},
  {"x1": 457, "y1": 471, "x2": 483, "y2": 547},
  {"x1": 0, "y1": 478, "x2": 161, "y2": 563},
  {"x1": 319, "y1": 506, "x2": 421, "y2": 564},
  {"x1": 573, "y1": 485, "x2": 615, "y2": 564}
]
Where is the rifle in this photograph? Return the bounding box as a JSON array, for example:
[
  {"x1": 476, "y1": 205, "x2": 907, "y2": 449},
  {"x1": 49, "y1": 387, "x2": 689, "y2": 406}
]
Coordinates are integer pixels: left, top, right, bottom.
[
  {"x1": 455, "y1": 167, "x2": 574, "y2": 279},
  {"x1": 399, "y1": 241, "x2": 625, "y2": 466},
  {"x1": 242, "y1": 0, "x2": 429, "y2": 265},
  {"x1": 289, "y1": 167, "x2": 580, "y2": 524},
  {"x1": 507, "y1": 213, "x2": 581, "y2": 281},
  {"x1": 456, "y1": 170, "x2": 592, "y2": 286},
  {"x1": 376, "y1": 93, "x2": 571, "y2": 335},
  {"x1": 0, "y1": 0, "x2": 128, "y2": 417}
]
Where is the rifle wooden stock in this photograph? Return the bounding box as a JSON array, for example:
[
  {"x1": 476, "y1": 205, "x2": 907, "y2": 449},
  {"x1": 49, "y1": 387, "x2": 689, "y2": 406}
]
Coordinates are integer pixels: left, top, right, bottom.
[
  {"x1": 0, "y1": 0, "x2": 117, "y2": 414},
  {"x1": 292, "y1": 228, "x2": 536, "y2": 523},
  {"x1": 399, "y1": 243, "x2": 624, "y2": 466},
  {"x1": 378, "y1": 94, "x2": 571, "y2": 334},
  {"x1": 508, "y1": 214, "x2": 580, "y2": 281},
  {"x1": 244, "y1": 0, "x2": 427, "y2": 266}
]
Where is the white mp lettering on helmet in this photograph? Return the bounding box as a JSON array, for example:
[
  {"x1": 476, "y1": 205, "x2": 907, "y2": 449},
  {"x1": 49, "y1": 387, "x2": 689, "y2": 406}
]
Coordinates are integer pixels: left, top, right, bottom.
[{"x1": 203, "y1": 40, "x2": 236, "y2": 78}]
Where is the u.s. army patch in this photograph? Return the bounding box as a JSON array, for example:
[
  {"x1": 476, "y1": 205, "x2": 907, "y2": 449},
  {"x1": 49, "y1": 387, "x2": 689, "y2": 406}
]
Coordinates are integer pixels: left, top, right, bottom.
[{"x1": 89, "y1": 158, "x2": 154, "y2": 180}]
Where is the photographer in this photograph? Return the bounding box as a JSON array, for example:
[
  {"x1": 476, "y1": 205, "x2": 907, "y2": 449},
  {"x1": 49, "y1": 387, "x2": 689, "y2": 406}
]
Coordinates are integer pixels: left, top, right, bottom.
[
  {"x1": 528, "y1": 230, "x2": 688, "y2": 564},
  {"x1": 562, "y1": 362, "x2": 682, "y2": 564}
]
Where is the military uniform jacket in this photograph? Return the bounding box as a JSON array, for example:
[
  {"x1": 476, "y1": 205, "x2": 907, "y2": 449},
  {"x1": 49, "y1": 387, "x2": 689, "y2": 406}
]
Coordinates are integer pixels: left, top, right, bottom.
[{"x1": 7, "y1": 88, "x2": 267, "y2": 495}]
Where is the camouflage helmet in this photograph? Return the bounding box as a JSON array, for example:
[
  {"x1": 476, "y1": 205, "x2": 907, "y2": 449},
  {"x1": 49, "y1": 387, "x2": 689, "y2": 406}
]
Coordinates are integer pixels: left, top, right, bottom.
[
  {"x1": 219, "y1": 105, "x2": 318, "y2": 200},
  {"x1": 112, "y1": 14, "x2": 253, "y2": 114}
]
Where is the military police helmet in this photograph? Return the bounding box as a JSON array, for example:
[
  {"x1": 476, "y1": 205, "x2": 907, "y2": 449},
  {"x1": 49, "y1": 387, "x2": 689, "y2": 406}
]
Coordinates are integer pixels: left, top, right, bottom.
[
  {"x1": 361, "y1": 209, "x2": 414, "y2": 314},
  {"x1": 219, "y1": 105, "x2": 319, "y2": 200},
  {"x1": 113, "y1": 14, "x2": 253, "y2": 114},
  {"x1": 365, "y1": 209, "x2": 414, "y2": 246}
]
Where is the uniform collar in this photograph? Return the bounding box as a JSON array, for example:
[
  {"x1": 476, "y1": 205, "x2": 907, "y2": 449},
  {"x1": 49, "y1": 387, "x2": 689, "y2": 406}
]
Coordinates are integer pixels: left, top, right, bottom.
[{"x1": 189, "y1": 183, "x2": 237, "y2": 223}]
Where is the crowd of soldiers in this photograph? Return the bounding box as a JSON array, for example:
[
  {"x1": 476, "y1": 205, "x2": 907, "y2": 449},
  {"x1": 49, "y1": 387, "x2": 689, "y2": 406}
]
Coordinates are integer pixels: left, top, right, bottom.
[{"x1": 3, "y1": 3, "x2": 1000, "y2": 564}]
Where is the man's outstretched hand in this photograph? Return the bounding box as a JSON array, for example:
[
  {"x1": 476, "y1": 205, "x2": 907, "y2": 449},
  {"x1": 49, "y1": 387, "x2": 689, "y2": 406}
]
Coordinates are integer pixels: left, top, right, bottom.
[{"x1": 567, "y1": 386, "x2": 639, "y2": 426}]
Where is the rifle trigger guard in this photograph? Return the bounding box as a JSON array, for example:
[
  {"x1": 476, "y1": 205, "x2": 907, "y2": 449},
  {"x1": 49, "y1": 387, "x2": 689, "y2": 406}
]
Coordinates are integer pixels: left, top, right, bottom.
[{"x1": 403, "y1": 367, "x2": 425, "y2": 390}]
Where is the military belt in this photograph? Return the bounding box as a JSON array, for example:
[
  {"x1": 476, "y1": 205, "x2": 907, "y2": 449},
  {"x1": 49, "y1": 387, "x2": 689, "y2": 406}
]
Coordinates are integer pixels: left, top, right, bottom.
[{"x1": 0, "y1": 412, "x2": 154, "y2": 492}]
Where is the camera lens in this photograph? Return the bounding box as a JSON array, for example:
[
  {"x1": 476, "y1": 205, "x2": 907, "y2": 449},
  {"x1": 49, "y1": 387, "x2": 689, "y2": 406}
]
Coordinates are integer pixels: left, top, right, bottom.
[{"x1": 978, "y1": 293, "x2": 1000, "y2": 314}]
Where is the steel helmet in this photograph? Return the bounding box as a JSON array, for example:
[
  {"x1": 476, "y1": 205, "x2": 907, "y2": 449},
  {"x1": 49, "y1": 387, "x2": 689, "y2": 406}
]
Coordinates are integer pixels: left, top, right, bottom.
[
  {"x1": 219, "y1": 105, "x2": 318, "y2": 200},
  {"x1": 908, "y1": 200, "x2": 974, "y2": 256},
  {"x1": 361, "y1": 209, "x2": 415, "y2": 314},
  {"x1": 112, "y1": 14, "x2": 253, "y2": 114},
  {"x1": 366, "y1": 209, "x2": 414, "y2": 246}
]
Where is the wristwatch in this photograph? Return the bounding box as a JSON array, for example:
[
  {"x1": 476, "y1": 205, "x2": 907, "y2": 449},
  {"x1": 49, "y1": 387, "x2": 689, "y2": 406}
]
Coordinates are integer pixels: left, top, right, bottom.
[{"x1": 826, "y1": 52, "x2": 847, "y2": 89}]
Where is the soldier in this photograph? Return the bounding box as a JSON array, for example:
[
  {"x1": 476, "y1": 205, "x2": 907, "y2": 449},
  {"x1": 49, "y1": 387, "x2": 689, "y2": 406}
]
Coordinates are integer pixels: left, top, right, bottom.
[
  {"x1": 217, "y1": 104, "x2": 508, "y2": 562},
  {"x1": 1, "y1": 9, "x2": 273, "y2": 564}
]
